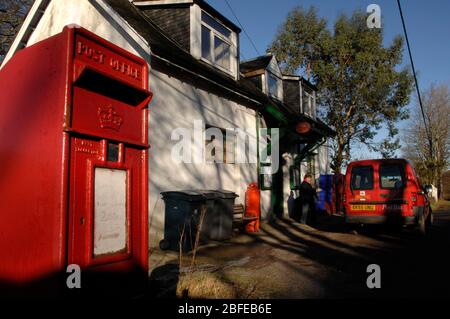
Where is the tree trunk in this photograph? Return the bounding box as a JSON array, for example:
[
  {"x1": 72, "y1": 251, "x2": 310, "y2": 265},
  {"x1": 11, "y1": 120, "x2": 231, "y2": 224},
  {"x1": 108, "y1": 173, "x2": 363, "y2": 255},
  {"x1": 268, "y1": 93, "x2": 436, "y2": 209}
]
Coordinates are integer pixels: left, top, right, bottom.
[{"x1": 333, "y1": 140, "x2": 345, "y2": 214}]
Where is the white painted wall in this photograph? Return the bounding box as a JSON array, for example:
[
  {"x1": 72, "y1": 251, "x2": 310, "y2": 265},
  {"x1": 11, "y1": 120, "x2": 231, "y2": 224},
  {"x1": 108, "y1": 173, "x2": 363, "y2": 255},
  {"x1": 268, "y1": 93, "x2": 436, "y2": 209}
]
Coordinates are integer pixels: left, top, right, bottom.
[
  {"x1": 26, "y1": 0, "x2": 149, "y2": 57},
  {"x1": 282, "y1": 152, "x2": 294, "y2": 216},
  {"x1": 263, "y1": 56, "x2": 283, "y2": 101},
  {"x1": 317, "y1": 140, "x2": 330, "y2": 175},
  {"x1": 258, "y1": 117, "x2": 272, "y2": 220},
  {"x1": 17, "y1": 0, "x2": 259, "y2": 248},
  {"x1": 148, "y1": 69, "x2": 258, "y2": 245},
  {"x1": 267, "y1": 55, "x2": 282, "y2": 78}
]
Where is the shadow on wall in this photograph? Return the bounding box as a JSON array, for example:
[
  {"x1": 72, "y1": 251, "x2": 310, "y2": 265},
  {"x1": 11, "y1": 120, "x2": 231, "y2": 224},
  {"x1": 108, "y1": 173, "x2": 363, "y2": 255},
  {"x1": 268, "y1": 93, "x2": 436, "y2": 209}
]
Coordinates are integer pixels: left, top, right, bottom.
[{"x1": 147, "y1": 61, "x2": 258, "y2": 247}]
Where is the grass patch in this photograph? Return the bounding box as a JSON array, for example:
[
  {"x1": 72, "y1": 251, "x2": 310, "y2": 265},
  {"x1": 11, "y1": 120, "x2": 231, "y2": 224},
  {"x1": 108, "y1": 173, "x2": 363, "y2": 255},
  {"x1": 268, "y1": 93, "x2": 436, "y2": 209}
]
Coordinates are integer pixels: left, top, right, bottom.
[
  {"x1": 176, "y1": 268, "x2": 283, "y2": 299},
  {"x1": 432, "y1": 200, "x2": 450, "y2": 212},
  {"x1": 176, "y1": 271, "x2": 237, "y2": 299}
]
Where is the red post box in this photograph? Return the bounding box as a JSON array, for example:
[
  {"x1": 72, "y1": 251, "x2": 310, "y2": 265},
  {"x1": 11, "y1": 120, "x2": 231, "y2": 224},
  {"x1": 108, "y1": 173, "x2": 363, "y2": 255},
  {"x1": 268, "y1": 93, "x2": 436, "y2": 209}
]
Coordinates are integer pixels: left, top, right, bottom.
[
  {"x1": 245, "y1": 183, "x2": 261, "y2": 233},
  {"x1": 0, "y1": 26, "x2": 152, "y2": 296}
]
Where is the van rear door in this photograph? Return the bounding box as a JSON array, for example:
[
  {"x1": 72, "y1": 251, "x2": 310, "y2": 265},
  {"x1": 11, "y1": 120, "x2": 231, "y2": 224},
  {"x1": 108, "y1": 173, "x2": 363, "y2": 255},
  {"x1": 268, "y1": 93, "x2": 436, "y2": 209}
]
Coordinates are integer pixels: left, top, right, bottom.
[
  {"x1": 376, "y1": 162, "x2": 407, "y2": 214},
  {"x1": 349, "y1": 165, "x2": 377, "y2": 213}
]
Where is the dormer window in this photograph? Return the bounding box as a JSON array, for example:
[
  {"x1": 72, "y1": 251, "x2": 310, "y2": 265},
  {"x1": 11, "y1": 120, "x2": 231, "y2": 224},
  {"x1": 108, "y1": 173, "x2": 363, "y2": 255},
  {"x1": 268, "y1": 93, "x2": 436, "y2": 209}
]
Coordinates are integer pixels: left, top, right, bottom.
[
  {"x1": 201, "y1": 11, "x2": 232, "y2": 72},
  {"x1": 268, "y1": 72, "x2": 281, "y2": 99},
  {"x1": 134, "y1": 1, "x2": 240, "y2": 77},
  {"x1": 302, "y1": 86, "x2": 315, "y2": 118}
]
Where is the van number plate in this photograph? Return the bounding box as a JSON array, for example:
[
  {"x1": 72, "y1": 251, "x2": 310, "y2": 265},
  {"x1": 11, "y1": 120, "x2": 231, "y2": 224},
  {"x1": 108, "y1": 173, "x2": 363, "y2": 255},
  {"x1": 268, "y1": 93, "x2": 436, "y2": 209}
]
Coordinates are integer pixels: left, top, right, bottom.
[{"x1": 350, "y1": 205, "x2": 376, "y2": 211}]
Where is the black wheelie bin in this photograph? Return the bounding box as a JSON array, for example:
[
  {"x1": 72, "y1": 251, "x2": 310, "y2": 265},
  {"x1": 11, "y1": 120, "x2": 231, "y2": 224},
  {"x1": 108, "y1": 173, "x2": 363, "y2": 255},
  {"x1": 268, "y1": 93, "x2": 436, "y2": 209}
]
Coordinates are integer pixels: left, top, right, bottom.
[
  {"x1": 160, "y1": 190, "x2": 216, "y2": 251},
  {"x1": 201, "y1": 190, "x2": 238, "y2": 241}
]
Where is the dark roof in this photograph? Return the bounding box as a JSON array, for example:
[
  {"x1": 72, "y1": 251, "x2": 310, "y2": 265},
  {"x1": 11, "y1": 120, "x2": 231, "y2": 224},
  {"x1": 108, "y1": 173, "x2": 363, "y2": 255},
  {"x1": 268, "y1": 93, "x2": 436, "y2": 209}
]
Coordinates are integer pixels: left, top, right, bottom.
[
  {"x1": 195, "y1": 0, "x2": 241, "y2": 33},
  {"x1": 300, "y1": 77, "x2": 318, "y2": 91},
  {"x1": 282, "y1": 73, "x2": 318, "y2": 92},
  {"x1": 240, "y1": 56, "x2": 319, "y2": 93},
  {"x1": 240, "y1": 55, "x2": 273, "y2": 74},
  {"x1": 132, "y1": 0, "x2": 241, "y2": 33}
]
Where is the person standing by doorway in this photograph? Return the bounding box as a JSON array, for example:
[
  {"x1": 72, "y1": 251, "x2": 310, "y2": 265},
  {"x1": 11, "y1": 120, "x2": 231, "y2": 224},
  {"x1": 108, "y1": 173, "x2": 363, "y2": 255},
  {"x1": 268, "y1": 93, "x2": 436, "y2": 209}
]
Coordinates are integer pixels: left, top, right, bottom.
[{"x1": 299, "y1": 173, "x2": 317, "y2": 225}]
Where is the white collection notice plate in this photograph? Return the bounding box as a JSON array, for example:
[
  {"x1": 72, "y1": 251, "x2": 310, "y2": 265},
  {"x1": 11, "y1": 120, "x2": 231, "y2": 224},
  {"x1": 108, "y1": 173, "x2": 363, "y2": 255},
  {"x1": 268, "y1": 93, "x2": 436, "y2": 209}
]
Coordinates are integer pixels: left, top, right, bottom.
[{"x1": 93, "y1": 167, "x2": 127, "y2": 257}]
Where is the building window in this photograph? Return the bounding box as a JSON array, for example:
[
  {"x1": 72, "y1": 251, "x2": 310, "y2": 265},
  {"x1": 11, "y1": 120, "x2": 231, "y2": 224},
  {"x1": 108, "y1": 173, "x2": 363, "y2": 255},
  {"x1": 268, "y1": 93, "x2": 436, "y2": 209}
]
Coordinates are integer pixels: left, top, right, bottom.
[
  {"x1": 201, "y1": 26, "x2": 212, "y2": 61},
  {"x1": 302, "y1": 88, "x2": 314, "y2": 116},
  {"x1": 205, "y1": 125, "x2": 235, "y2": 164},
  {"x1": 289, "y1": 166, "x2": 301, "y2": 190},
  {"x1": 201, "y1": 11, "x2": 233, "y2": 72},
  {"x1": 214, "y1": 37, "x2": 230, "y2": 70},
  {"x1": 260, "y1": 173, "x2": 273, "y2": 190},
  {"x1": 268, "y1": 72, "x2": 281, "y2": 99},
  {"x1": 259, "y1": 129, "x2": 276, "y2": 190}
]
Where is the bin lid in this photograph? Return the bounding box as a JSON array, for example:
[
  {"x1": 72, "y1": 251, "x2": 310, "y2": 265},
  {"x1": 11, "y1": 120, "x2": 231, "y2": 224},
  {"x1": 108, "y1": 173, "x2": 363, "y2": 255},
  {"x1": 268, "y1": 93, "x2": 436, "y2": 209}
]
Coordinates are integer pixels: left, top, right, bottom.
[
  {"x1": 206, "y1": 189, "x2": 239, "y2": 199},
  {"x1": 161, "y1": 190, "x2": 206, "y2": 201},
  {"x1": 196, "y1": 190, "x2": 219, "y2": 200},
  {"x1": 161, "y1": 189, "x2": 238, "y2": 201}
]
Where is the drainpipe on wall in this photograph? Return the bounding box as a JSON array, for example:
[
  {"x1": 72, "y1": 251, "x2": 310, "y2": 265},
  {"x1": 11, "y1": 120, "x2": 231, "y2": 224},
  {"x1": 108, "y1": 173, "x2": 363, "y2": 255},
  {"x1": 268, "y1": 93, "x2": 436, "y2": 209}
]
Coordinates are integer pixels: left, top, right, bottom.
[{"x1": 256, "y1": 111, "x2": 261, "y2": 187}]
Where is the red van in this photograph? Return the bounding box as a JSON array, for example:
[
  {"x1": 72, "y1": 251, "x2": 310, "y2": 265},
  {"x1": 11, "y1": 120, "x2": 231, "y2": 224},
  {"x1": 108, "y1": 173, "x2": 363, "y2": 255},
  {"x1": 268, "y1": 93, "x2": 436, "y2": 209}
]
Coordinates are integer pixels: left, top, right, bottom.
[{"x1": 343, "y1": 159, "x2": 432, "y2": 234}]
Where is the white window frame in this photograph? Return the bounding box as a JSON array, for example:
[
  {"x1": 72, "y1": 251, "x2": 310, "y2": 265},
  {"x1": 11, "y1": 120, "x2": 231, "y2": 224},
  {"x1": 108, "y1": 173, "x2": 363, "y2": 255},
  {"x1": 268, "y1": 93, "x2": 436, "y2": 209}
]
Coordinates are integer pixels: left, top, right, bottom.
[
  {"x1": 191, "y1": 4, "x2": 238, "y2": 78},
  {"x1": 267, "y1": 72, "x2": 282, "y2": 100},
  {"x1": 302, "y1": 87, "x2": 315, "y2": 118},
  {"x1": 200, "y1": 12, "x2": 233, "y2": 74}
]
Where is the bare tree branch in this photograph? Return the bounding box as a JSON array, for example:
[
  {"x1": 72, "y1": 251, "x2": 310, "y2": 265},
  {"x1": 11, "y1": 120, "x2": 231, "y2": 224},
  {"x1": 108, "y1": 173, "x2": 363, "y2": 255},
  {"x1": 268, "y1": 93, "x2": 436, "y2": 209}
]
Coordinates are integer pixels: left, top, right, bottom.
[
  {"x1": 402, "y1": 84, "x2": 450, "y2": 197},
  {"x1": 0, "y1": 0, "x2": 33, "y2": 64}
]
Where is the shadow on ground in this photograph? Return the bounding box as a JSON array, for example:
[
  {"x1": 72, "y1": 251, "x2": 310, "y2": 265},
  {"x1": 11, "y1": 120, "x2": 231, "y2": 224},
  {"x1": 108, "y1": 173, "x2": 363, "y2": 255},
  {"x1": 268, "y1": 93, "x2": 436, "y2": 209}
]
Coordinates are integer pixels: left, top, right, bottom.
[{"x1": 147, "y1": 202, "x2": 450, "y2": 299}]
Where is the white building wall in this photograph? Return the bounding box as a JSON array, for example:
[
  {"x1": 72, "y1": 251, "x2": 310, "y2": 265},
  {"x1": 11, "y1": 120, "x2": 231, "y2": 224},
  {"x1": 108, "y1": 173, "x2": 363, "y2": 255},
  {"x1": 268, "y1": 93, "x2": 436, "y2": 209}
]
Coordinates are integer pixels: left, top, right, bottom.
[
  {"x1": 317, "y1": 140, "x2": 330, "y2": 175},
  {"x1": 17, "y1": 0, "x2": 259, "y2": 248},
  {"x1": 281, "y1": 152, "x2": 294, "y2": 217},
  {"x1": 267, "y1": 55, "x2": 282, "y2": 78},
  {"x1": 26, "y1": 0, "x2": 150, "y2": 58},
  {"x1": 300, "y1": 160, "x2": 309, "y2": 180},
  {"x1": 148, "y1": 69, "x2": 258, "y2": 246},
  {"x1": 258, "y1": 117, "x2": 271, "y2": 220}
]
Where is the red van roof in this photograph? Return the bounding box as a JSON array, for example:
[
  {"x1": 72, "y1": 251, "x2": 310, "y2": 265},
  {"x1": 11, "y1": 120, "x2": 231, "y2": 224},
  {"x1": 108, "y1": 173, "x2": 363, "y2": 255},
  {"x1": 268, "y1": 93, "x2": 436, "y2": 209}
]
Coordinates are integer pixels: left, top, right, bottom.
[{"x1": 346, "y1": 158, "x2": 412, "y2": 168}]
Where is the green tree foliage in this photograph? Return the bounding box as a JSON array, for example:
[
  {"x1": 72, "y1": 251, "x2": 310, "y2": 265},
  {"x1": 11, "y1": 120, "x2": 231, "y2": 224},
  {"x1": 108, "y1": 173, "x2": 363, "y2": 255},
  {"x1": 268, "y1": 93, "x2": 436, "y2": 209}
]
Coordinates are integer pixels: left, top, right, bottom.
[
  {"x1": 269, "y1": 7, "x2": 414, "y2": 173},
  {"x1": 0, "y1": 0, "x2": 33, "y2": 64}
]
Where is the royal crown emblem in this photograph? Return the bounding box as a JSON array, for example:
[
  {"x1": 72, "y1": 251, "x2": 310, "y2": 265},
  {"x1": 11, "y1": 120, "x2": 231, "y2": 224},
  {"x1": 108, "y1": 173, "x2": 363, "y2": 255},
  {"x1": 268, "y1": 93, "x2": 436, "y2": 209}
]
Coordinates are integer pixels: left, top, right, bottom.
[{"x1": 97, "y1": 105, "x2": 123, "y2": 131}]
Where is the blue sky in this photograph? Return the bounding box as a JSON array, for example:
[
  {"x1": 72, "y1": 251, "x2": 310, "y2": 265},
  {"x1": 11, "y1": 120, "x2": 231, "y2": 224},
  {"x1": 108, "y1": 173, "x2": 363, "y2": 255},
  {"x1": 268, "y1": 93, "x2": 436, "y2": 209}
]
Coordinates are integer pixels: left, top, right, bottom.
[{"x1": 207, "y1": 0, "x2": 450, "y2": 159}]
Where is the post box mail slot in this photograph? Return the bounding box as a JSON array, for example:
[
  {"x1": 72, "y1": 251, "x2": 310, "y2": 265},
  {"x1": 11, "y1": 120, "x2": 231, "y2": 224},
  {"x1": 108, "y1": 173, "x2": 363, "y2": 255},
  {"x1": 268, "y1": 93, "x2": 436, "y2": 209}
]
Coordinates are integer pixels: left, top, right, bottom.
[
  {"x1": 73, "y1": 33, "x2": 145, "y2": 89},
  {"x1": 0, "y1": 25, "x2": 151, "y2": 297},
  {"x1": 70, "y1": 32, "x2": 152, "y2": 145},
  {"x1": 71, "y1": 69, "x2": 151, "y2": 145}
]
